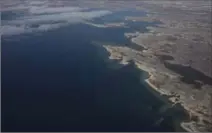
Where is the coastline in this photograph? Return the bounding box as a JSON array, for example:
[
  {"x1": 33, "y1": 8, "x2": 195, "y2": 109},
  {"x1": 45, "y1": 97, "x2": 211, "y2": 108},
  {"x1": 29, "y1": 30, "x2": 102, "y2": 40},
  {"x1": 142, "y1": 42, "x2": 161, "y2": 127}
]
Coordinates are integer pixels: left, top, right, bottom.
[
  {"x1": 99, "y1": 48, "x2": 191, "y2": 131},
  {"x1": 2, "y1": 0, "x2": 211, "y2": 132},
  {"x1": 94, "y1": 39, "x2": 191, "y2": 131},
  {"x1": 130, "y1": 60, "x2": 192, "y2": 132},
  {"x1": 142, "y1": 70, "x2": 191, "y2": 132},
  {"x1": 97, "y1": 27, "x2": 211, "y2": 132},
  {"x1": 100, "y1": 33, "x2": 211, "y2": 132},
  {"x1": 92, "y1": 1, "x2": 212, "y2": 131}
]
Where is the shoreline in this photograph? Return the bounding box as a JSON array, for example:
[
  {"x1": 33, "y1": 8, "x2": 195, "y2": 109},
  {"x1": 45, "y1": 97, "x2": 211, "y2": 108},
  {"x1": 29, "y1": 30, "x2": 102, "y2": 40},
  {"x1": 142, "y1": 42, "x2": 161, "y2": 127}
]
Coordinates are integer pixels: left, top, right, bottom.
[
  {"x1": 96, "y1": 42, "x2": 191, "y2": 131},
  {"x1": 93, "y1": 37, "x2": 205, "y2": 132},
  {"x1": 92, "y1": 1, "x2": 212, "y2": 131},
  {"x1": 100, "y1": 35, "x2": 211, "y2": 132},
  {"x1": 131, "y1": 61, "x2": 191, "y2": 132},
  {"x1": 97, "y1": 36, "x2": 211, "y2": 132},
  {"x1": 142, "y1": 70, "x2": 191, "y2": 132}
]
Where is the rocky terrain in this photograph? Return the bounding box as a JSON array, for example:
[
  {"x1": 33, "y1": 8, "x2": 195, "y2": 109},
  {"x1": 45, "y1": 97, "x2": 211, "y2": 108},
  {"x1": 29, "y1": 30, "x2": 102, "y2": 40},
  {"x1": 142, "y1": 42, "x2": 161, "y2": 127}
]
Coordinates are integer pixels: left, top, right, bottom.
[
  {"x1": 1, "y1": 0, "x2": 211, "y2": 131},
  {"x1": 98, "y1": 0, "x2": 212, "y2": 132}
]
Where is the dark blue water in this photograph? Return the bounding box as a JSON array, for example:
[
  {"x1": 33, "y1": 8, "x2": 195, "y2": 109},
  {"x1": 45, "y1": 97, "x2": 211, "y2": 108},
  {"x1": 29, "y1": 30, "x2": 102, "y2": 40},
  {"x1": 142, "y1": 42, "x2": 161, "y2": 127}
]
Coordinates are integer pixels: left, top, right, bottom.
[
  {"x1": 90, "y1": 10, "x2": 161, "y2": 35},
  {"x1": 1, "y1": 9, "x2": 30, "y2": 21},
  {"x1": 1, "y1": 11, "x2": 177, "y2": 132}
]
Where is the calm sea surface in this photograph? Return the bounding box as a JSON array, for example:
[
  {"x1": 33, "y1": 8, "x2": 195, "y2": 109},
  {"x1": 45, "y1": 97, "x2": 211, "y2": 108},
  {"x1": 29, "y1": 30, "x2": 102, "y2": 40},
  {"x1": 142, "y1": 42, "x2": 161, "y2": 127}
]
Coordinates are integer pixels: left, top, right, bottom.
[{"x1": 2, "y1": 10, "x2": 176, "y2": 132}]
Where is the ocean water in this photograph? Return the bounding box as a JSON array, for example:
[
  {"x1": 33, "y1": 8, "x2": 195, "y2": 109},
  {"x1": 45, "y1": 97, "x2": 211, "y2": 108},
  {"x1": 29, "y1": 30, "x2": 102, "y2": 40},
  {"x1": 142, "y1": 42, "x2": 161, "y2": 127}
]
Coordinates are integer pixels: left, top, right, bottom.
[{"x1": 2, "y1": 10, "x2": 177, "y2": 132}]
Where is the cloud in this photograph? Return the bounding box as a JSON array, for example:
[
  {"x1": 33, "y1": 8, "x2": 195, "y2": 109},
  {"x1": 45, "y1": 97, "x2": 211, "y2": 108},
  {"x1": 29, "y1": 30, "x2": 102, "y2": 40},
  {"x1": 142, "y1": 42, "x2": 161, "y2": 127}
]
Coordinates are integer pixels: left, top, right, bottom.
[
  {"x1": 1, "y1": 1, "x2": 112, "y2": 36},
  {"x1": 1, "y1": 23, "x2": 68, "y2": 35},
  {"x1": 1, "y1": 25, "x2": 27, "y2": 35},
  {"x1": 0, "y1": 4, "x2": 28, "y2": 12},
  {"x1": 28, "y1": 1, "x2": 47, "y2": 6},
  {"x1": 6, "y1": 10, "x2": 111, "y2": 25},
  {"x1": 36, "y1": 23, "x2": 66, "y2": 31},
  {"x1": 29, "y1": 6, "x2": 83, "y2": 15},
  {"x1": 26, "y1": 10, "x2": 111, "y2": 23}
]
